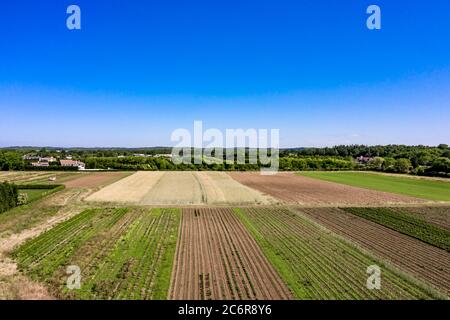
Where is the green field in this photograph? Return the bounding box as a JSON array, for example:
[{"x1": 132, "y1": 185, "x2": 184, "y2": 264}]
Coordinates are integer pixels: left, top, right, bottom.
[
  {"x1": 234, "y1": 207, "x2": 441, "y2": 300},
  {"x1": 298, "y1": 172, "x2": 450, "y2": 201},
  {"x1": 342, "y1": 207, "x2": 450, "y2": 251},
  {"x1": 13, "y1": 207, "x2": 181, "y2": 300},
  {"x1": 17, "y1": 184, "x2": 65, "y2": 204},
  {"x1": 19, "y1": 189, "x2": 51, "y2": 202}
]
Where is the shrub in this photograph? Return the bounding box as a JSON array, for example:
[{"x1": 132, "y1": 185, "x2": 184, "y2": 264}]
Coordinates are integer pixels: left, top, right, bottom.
[{"x1": 0, "y1": 182, "x2": 19, "y2": 213}]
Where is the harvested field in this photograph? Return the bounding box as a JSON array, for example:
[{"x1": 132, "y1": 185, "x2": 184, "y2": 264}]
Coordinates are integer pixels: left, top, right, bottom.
[
  {"x1": 0, "y1": 172, "x2": 73, "y2": 184},
  {"x1": 235, "y1": 207, "x2": 443, "y2": 299},
  {"x1": 87, "y1": 171, "x2": 275, "y2": 206},
  {"x1": 13, "y1": 208, "x2": 180, "y2": 300},
  {"x1": 63, "y1": 172, "x2": 130, "y2": 188},
  {"x1": 169, "y1": 208, "x2": 292, "y2": 300},
  {"x1": 300, "y1": 207, "x2": 450, "y2": 295},
  {"x1": 86, "y1": 171, "x2": 165, "y2": 203},
  {"x1": 229, "y1": 172, "x2": 426, "y2": 205}
]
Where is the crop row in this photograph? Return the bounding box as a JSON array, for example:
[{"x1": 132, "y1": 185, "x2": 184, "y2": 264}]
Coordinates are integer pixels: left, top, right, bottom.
[
  {"x1": 13, "y1": 208, "x2": 180, "y2": 300},
  {"x1": 342, "y1": 207, "x2": 450, "y2": 251},
  {"x1": 234, "y1": 207, "x2": 442, "y2": 299}
]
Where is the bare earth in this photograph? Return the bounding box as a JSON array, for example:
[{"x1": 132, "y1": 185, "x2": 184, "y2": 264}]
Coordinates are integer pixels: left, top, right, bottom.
[
  {"x1": 87, "y1": 171, "x2": 276, "y2": 206},
  {"x1": 299, "y1": 207, "x2": 450, "y2": 295},
  {"x1": 169, "y1": 208, "x2": 293, "y2": 300},
  {"x1": 63, "y1": 172, "x2": 130, "y2": 188},
  {"x1": 229, "y1": 172, "x2": 427, "y2": 206}
]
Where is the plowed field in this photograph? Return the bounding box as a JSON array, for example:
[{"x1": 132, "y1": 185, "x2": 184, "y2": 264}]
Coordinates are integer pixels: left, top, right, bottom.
[
  {"x1": 63, "y1": 172, "x2": 130, "y2": 188},
  {"x1": 169, "y1": 208, "x2": 292, "y2": 300},
  {"x1": 229, "y1": 172, "x2": 425, "y2": 205}
]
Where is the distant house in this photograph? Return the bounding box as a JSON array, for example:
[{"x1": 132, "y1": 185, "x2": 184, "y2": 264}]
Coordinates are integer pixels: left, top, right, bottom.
[
  {"x1": 356, "y1": 156, "x2": 373, "y2": 164},
  {"x1": 60, "y1": 159, "x2": 85, "y2": 170},
  {"x1": 154, "y1": 154, "x2": 173, "y2": 159},
  {"x1": 39, "y1": 156, "x2": 56, "y2": 163},
  {"x1": 23, "y1": 154, "x2": 40, "y2": 161},
  {"x1": 31, "y1": 162, "x2": 49, "y2": 167}
]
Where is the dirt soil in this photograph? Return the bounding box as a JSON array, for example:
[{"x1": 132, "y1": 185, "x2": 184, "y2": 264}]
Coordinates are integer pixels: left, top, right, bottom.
[
  {"x1": 169, "y1": 208, "x2": 293, "y2": 300},
  {"x1": 63, "y1": 172, "x2": 130, "y2": 188},
  {"x1": 299, "y1": 207, "x2": 450, "y2": 295},
  {"x1": 229, "y1": 172, "x2": 427, "y2": 206}
]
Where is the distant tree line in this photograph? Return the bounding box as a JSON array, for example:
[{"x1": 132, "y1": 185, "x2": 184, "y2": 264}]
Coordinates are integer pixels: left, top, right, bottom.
[
  {"x1": 0, "y1": 182, "x2": 19, "y2": 214},
  {"x1": 1, "y1": 144, "x2": 449, "y2": 176}
]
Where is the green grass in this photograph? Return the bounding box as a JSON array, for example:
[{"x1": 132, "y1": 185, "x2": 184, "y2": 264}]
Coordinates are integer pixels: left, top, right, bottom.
[
  {"x1": 234, "y1": 207, "x2": 442, "y2": 300},
  {"x1": 298, "y1": 171, "x2": 450, "y2": 201},
  {"x1": 17, "y1": 184, "x2": 65, "y2": 204},
  {"x1": 19, "y1": 189, "x2": 51, "y2": 202},
  {"x1": 13, "y1": 207, "x2": 181, "y2": 300},
  {"x1": 0, "y1": 204, "x2": 60, "y2": 236},
  {"x1": 342, "y1": 207, "x2": 450, "y2": 252}
]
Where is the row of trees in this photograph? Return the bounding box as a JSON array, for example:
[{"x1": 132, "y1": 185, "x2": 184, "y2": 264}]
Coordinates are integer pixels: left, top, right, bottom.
[
  {"x1": 2, "y1": 144, "x2": 449, "y2": 176},
  {"x1": 283, "y1": 144, "x2": 449, "y2": 165},
  {"x1": 0, "y1": 182, "x2": 19, "y2": 214},
  {"x1": 84, "y1": 156, "x2": 355, "y2": 171},
  {"x1": 364, "y1": 156, "x2": 450, "y2": 175}
]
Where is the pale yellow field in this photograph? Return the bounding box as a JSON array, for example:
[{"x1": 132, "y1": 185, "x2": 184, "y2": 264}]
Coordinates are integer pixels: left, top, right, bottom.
[
  {"x1": 86, "y1": 171, "x2": 276, "y2": 205},
  {"x1": 85, "y1": 171, "x2": 165, "y2": 203}
]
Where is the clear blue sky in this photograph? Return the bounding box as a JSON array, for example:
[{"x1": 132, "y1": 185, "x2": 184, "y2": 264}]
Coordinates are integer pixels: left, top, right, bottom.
[{"x1": 1, "y1": 0, "x2": 449, "y2": 147}]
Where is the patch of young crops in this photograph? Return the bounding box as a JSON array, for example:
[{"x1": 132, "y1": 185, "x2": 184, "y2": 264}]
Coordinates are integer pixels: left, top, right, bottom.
[
  {"x1": 342, "y1": 207, "x2": 450, "y2": 252},
  {"x1": 234, "y1": 207, "x2": 442, "y2": 300},
  {"x1": 13, "y1": 208, "x2": 181, "y2": 300}
]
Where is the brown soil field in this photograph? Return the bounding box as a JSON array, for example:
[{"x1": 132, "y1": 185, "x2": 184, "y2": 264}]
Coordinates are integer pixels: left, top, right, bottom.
[
  {"x1": 87, "y1": 171, "x2": 275, "y2": 205},
  {"x1": 229, "y1": 172, "x2": 426, "y2": 205},
  {"x1": 169, "y1": 208, "x2": 292, "y2": 300},
  {"x1": 299, "y1": 207, "x2": 450, "y2": 295},
  {"x1": 63, "y1": 172, "x2": 130, "y2": 188}
]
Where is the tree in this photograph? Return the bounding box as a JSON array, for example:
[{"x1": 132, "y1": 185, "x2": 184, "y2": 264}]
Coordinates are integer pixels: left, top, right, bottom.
[
  {"x1": 368, "y1": 157, "x2": 384, "y2": 171},
  {"x1": 382, "y1": 157, "x2": 395, "y2": 171},
  {"x1": 427, "y1": 158, "x2": 450, "y2": 174},
  {"x1": 437, "y1": 144, "x2": 448, "y2": 150},
  {"x1": 0, "y1": 151, "x2": 25, "y2": 170},
  {"x1": 394, "y1": 158, "x2": 412, "y2": 173}
]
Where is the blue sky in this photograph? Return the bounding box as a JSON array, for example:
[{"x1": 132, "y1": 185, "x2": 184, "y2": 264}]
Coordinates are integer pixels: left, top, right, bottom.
[{"x1": 0, "y1": 0, "x2": 449, "y2": 147}]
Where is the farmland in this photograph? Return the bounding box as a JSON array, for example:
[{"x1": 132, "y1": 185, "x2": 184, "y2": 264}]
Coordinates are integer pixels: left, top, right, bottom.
[
  {"x1": 169, "y1": 208, "x2": 292, "y2": 300},
  {"x1": 13, "y1": 207, "x2": 180, "y2": 299},
  {"x1": 0, "y1": 170, "x2": 449, "y2": 300},
  {"x1": 229, "y1": 172, "x2": 425, "y2": 205},
  {"x1": 341, "y1": 207, "x2": 450, "y2": 251},
  {"x1": 391, "y1": 206, "x2": 450, "y2": 229},
  {"x1": 87, "y1": 171, "x2": 275, "y2": 206},
  {"x1": 298, "y1": 171, "x2": 450, "y2": 201},
  {"x1": 300, "y1": 207, "x2": 450, "y2": 295},
  {"x1": 0, "y1": 172, "x2": 77, "y2": 184},
  {"x1": 234, "y1": 207, "x2": 442, "y2": 299},
  {"x1": 62, "y1": 172, "x2": 131, "y2": 188}
]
